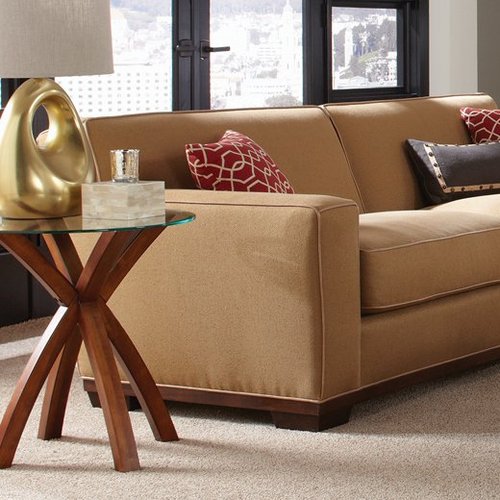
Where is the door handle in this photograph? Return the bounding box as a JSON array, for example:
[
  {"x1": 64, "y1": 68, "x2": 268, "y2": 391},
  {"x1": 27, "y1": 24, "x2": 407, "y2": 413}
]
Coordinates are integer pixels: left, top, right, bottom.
[{"x1": 200, "y1": 40, "x2": 230, "y2": 60}]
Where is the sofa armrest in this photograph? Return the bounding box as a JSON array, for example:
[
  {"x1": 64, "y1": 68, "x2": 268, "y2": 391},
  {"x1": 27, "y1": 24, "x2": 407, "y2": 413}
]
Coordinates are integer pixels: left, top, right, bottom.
[
  {"x1": 76, "y1": 189, "x2": 361, "y2": 401},
  {"x1": 165, "y1": 188, "x2": 355, "y2": 210}
]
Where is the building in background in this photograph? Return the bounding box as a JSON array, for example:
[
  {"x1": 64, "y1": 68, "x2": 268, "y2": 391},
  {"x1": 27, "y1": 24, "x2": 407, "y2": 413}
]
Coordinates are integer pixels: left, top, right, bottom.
[{"x1": 58, "y1": 2, "x2": 396, "y2": 117}]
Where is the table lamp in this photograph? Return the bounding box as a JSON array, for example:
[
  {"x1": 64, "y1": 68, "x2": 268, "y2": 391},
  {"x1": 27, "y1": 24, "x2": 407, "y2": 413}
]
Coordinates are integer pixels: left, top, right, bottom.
[{"x1": 0, "y1": 0, "x2": 113, "y2": 219}]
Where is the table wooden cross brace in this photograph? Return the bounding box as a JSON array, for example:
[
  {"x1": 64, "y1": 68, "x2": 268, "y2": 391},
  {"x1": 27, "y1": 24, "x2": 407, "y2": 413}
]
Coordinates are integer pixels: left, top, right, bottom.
[{"x1": 0, "y1": 228, "x2": 178, "y2": 472}]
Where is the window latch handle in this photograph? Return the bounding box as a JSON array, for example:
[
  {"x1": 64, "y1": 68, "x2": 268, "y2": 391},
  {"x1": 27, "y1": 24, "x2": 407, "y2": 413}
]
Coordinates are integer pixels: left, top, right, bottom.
[{"x1": 200, "y1": 40, "x2": 230, "y2": 60}]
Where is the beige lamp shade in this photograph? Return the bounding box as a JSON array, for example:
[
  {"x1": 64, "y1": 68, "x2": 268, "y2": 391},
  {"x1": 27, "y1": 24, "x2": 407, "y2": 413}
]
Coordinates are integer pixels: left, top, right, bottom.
[{"x1": 0, "y1": 0, "x2": 113, "y2": 77}]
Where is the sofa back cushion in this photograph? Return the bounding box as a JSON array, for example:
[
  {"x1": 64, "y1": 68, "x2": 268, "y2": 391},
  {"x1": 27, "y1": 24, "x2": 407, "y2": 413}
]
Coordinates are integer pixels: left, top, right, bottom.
[
  {"x1": 323, "y1": 94, "x2": 497, "y2": 213},
  {"x1": 84, "y1": 107, "x2": 363, "y2": 207}
]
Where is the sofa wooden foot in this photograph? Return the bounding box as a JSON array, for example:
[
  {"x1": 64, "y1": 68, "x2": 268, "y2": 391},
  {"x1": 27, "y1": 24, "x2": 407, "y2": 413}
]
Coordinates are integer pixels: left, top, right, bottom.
[
  {"x1": 86, "y1": 390, "x2": 141, "y2": 411},
  {"x1": 87, "y1": 390, "x2": 101, "y2": 408},
  {"x1": 271, "y1": 406, "x2": 352, "y2": 431}
]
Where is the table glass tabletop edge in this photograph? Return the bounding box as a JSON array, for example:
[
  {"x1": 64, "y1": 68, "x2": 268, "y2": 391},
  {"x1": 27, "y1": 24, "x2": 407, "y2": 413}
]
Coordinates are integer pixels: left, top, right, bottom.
[{"x1": 0, "y1": 210, "x2": 195, "y2": 235}]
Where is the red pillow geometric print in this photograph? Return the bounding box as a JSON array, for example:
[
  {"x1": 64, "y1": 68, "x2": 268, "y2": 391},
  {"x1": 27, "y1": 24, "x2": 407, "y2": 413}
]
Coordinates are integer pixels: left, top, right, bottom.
[
  {"x1": 185, "y1": 130, "x2": 294, "y2": 193},
  {"x1": 460, "y1": 107, "x2": 500, "y2": 144}
]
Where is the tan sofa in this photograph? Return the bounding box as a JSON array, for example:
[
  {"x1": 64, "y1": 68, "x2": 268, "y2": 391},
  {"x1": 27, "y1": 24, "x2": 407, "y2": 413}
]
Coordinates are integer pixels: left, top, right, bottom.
[{"x1": 75, "y1": 93, "x2": 500, "y2": 431}]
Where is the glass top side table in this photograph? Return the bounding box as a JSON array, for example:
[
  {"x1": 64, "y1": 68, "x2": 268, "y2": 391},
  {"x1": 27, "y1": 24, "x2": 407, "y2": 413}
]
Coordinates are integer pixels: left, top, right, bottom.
[{"x1": 0, "y1": 209, "x2": 195, "y2": 472}]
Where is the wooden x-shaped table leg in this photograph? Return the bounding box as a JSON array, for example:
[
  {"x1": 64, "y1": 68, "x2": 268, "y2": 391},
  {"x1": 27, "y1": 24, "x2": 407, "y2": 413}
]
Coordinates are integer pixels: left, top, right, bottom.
[{"x1": 0, "y1": 227, "x2": 178, "y2": 472}]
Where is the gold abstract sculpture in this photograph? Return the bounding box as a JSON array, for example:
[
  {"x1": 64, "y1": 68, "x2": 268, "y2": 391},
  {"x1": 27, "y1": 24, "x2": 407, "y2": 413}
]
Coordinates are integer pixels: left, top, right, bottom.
[{"x1": 0, "y1": 78, "x2": 95, "y2": 219}]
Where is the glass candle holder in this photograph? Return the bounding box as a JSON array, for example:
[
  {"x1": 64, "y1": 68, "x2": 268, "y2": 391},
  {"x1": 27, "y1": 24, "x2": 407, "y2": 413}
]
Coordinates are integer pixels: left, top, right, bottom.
[{"x1": 110, "y1": 149, "x2": 140, "y2": 183}]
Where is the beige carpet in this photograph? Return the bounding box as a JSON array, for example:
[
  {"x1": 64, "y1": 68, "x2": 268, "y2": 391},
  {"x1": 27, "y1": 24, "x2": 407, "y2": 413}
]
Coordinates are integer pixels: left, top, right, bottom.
[{"x1": 1, "y1": 318, "x2": 500, "y2": 500}]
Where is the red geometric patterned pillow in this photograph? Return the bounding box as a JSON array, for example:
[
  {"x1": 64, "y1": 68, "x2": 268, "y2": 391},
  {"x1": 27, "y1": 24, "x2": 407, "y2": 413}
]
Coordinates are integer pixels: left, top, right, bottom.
[
  {"x1": 185, "y1": 130, "x2": 294, "y2": 193},
  {"x1": 460, "y1": 107, "x2": 500, "y2": 144}
]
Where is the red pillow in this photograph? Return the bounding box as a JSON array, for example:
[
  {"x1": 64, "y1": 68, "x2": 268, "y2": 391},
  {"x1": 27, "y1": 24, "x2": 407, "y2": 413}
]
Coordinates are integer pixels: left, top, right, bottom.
[
  {"x1": 460, "y1": 107, "x2": 500, "y2": 144},
  {"x1": 185, "y1": 130, "x2": 294, "y2": 193}
]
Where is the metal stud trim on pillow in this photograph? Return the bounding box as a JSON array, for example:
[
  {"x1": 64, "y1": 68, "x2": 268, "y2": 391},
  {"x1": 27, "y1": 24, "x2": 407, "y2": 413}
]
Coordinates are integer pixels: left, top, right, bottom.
[
  {"x1": 406, "y1": 139, "x2": 500, "y2": 205},
  {"x1": 185, "y1": 130, "x2": 294, "y2": 193}
]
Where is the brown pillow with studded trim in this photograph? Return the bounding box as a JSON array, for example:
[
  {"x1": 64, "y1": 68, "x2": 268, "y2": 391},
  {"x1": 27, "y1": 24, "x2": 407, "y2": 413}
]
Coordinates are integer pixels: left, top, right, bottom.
[{"x1": 406, "y1": 139, "x2": 500, "y2": 205}]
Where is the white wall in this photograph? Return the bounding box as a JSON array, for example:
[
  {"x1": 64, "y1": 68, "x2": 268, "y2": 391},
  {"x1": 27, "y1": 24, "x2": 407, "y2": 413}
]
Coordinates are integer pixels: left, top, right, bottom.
[{"x1": 429, "y1": 0, "x2": 477, "y2": 95}]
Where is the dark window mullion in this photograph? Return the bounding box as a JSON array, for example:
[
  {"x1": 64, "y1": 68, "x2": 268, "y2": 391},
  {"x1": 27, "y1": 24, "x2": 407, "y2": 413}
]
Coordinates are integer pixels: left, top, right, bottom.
[
  {"x1": 1, "y1": 78, "x2": 49, "y2": 133},
  {"x1": 173, "y1": 0, "x2": 193, "y2": 110},
  {"x1": 197, "y1": 0, "x2": 210, "y2": 110},
  {"x1": 397, "y1": 3, "x2": 407, "y2": 91},
  {"x1": 173, "y1": 0, "x2": 209, "y2": 111},
  {"x1": 1, "y1": 78, "x2": 28, "y2": 108},
  {"x1": 411, "y1": 0, "x2": 429, "y2": 96},
  {"x1": 303, "y1": 0, "x2": 329, "y2": 105}
]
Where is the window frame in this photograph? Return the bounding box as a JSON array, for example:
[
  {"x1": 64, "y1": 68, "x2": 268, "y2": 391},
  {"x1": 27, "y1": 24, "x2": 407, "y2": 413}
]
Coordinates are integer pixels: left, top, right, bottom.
[
  {"x1": 173, "y1": 0, "x2": 210, "y2": 110},
  {"x1": 304, "y1": 0, "x2": 429, "y2": 104},
  {"x1": 2, "y1": 0, "x2": 429, "y2": 111},
  {"x1": 1, "y1": 78, "x2": 49, "y2": 133}
]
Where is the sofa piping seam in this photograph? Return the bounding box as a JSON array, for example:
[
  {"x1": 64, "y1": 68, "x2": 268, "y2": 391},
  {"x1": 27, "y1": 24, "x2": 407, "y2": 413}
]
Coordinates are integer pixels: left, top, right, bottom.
[
  {"x1": 360, "y1": 224, "x2": 500, "y2": 253},
  {"x1": 79, "y1": 376, "x2": 329, "y2": 404},
  {"x1": 316, "y1": 208, "x2": 326, "y2": 401},
  {"x1": 83, "y1": 105, "x2": 321, "y2": 123},
  {"x1": 167, "y1": 199, "x2": 357, "y2": 213},
  {"x1": 355, "y1": 345, "x2": 500, "y2": 396},
  {"x1": 318, "y1": 105, "x2": 367, "y2": 213},
  {"x1": 322, "y1": 92, "x2": 488, "y2": 108},
  {"x1": 81, "y1": 336, "x2": 495, "y2": 405},
  {"x1": 362, "y1": 279, "x2": 500, "y2": 313}
]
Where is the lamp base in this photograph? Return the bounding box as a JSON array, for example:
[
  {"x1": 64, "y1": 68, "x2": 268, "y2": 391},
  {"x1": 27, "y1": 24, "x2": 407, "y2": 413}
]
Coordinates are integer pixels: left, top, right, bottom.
[{"x1": 0, "y1": 78, "x2": 95, "y2": 219}]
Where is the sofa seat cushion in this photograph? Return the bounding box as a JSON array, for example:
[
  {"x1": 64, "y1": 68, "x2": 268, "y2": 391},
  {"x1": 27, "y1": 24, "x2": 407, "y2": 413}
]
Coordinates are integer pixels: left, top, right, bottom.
[
  {"x1": 359, "y1": 207, "x2": 500, "y2": 313},
  {"x1": 427, "y1": 192, "x2": 500, "y2": 216}
]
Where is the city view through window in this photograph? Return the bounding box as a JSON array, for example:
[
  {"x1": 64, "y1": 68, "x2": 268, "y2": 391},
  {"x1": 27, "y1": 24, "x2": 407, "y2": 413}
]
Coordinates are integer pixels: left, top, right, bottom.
[
  {"x1": 57, "y1": 0, "x2": 303, "y2": 117},
  {"x1": 55, "y1": 1, "x2": 398, "y2": 117},
  {"x1": 57, "y1": 0, "x2": 172, "y2": 117},
  {"x1": 210, "y1": 0, "x2": 302, "y2": 109},
  {"x1": 332, "y1": 7, "x2": 399, "y2": 90}
]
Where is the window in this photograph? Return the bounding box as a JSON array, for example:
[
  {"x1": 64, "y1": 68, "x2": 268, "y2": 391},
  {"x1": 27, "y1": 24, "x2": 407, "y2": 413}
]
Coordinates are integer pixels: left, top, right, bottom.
[
  {"x1": 209, "y1": 1, "x2": 303, "y2": 109},
  {"x1": 57, "y1": 1, "x2": 173, "y2": 117},
  {"x1": 1, "y1": 0, "x2": 428, "y2": 114},
  {"x1": 332, "y1": 6, "x2": 400, "y2": 90},
  {"x1": 321, "y1": 0, "x2": 429, "y2": 102}
]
